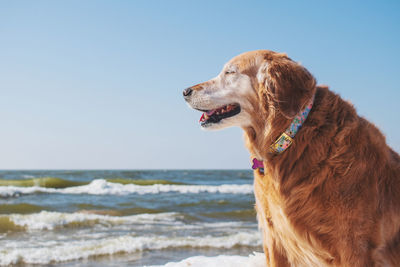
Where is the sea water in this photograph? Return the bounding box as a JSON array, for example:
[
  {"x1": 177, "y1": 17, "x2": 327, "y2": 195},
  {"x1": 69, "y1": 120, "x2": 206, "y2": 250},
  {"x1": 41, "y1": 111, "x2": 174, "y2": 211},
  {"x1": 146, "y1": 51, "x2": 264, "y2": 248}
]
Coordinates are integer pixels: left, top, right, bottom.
[{"x1": 0, "y1": 170, "x2": 264, "y2": 266}]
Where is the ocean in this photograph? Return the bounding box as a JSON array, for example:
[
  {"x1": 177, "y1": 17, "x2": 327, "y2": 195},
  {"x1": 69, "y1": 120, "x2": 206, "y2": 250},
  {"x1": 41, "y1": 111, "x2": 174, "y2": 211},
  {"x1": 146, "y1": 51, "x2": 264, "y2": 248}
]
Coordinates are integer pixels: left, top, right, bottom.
[{"x1": 0, "y1": 170, "x2": 265, "y2": 266}]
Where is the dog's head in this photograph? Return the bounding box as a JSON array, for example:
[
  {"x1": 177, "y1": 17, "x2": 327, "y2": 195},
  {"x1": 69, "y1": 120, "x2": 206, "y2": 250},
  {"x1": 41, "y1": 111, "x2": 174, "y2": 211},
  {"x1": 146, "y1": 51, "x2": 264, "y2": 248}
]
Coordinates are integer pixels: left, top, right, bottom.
[{"x1": 183, "y1": 50, "x2": 316, "y2": 130}]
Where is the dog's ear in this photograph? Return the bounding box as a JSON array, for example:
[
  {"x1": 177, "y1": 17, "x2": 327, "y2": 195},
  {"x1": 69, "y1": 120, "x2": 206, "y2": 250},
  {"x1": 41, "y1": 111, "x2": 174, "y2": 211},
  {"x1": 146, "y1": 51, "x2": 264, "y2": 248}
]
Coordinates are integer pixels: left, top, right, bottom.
[{"x1": 258, "y1": 56, "x2": 316, "y2": 118}]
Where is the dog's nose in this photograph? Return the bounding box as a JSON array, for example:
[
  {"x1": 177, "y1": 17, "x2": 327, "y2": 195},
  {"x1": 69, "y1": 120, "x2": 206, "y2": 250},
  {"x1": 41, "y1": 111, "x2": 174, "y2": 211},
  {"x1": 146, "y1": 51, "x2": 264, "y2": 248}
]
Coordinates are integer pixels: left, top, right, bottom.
[{"x1": 183, "y1": 87, "x2": 193, "y2": 97}]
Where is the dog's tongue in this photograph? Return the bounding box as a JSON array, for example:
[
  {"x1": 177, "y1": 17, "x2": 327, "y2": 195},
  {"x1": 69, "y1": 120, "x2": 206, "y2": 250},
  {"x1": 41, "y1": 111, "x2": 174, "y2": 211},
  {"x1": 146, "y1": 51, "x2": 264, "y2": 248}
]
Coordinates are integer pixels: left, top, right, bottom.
[
  {"x1": 199, "y1": 109, "x2": 216, "y2": 122},
  {"x1": 199, "y1": 113, "x2": 205, "y2": 122}
]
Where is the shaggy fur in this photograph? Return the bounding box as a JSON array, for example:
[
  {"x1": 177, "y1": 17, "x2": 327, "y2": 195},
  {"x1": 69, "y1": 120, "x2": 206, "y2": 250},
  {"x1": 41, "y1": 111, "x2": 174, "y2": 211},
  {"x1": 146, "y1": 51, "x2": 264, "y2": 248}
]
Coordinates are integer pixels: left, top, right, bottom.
[{"x1": 184, "y1": 50, "x2": 400, "y2": 266}]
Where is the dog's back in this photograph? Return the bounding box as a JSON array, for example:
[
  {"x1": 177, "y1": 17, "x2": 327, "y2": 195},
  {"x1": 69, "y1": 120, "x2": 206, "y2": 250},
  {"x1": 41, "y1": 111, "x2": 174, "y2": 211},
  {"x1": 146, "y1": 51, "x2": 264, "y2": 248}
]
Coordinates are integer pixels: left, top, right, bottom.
[{"x1": 253, "y1": 85, "x2": 400, "y2": 266}]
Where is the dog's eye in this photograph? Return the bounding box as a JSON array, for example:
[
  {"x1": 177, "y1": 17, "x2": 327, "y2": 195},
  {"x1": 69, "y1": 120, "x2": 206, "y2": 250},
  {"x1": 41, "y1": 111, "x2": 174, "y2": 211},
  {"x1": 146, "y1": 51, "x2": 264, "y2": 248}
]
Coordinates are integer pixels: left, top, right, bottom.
[{"x1": 225, "y1": 70, "x2": 235, "y2": 75}]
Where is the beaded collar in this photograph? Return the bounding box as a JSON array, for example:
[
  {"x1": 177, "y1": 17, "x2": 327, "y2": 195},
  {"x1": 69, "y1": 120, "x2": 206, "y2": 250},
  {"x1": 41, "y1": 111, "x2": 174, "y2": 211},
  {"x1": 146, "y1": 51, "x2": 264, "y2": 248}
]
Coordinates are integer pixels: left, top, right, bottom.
[{"x1": 252, "y1": 95, "x2": 315, "y2": 173}]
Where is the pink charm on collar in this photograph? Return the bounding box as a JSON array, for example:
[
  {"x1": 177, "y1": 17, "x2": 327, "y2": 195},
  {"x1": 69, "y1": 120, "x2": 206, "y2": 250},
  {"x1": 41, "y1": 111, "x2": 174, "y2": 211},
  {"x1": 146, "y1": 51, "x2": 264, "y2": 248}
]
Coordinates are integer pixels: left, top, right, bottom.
[{"x1": 252, "y1": 158, "x2": 263, "y2": 170}]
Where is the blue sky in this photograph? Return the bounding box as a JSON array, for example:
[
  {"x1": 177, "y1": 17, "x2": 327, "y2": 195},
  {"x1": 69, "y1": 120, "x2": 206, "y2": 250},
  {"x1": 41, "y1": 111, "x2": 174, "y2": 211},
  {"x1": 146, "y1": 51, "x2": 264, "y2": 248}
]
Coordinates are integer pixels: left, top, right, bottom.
[{"x1": 0, "y1": 0, "x2": 399, "y2": 169}]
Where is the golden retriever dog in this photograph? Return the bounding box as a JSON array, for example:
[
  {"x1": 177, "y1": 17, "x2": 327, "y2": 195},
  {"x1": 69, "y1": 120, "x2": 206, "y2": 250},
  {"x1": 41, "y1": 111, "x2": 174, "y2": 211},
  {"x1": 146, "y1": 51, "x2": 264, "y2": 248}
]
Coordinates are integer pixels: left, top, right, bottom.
[{"x1": 183, "y1": 50, "x2": 400, "y2": 266}]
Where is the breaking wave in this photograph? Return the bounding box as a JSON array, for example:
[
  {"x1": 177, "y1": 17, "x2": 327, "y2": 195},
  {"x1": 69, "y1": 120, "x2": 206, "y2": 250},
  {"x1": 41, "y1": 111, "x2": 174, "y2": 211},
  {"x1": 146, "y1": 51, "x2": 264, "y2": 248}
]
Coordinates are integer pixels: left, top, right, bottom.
[
  {"x1": 0, "y1": 179, "x2": 253, "y2": 197},
  {"x1": 0, "y1": 211, "x2": 180, "y2": 232},
  {"x1": 0, "y1": 224, "x2": 261, "y2": 265},
  {"x1": 0, "y1": 177, "x2": 183, "y2": 188}
]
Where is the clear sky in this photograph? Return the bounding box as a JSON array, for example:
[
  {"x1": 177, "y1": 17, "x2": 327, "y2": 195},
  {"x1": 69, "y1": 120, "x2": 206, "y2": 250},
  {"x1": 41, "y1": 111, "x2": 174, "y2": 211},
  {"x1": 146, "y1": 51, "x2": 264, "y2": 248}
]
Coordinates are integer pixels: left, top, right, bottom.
[{"x1": 0, "y1": 0, "x2": 399, "y2": 169}]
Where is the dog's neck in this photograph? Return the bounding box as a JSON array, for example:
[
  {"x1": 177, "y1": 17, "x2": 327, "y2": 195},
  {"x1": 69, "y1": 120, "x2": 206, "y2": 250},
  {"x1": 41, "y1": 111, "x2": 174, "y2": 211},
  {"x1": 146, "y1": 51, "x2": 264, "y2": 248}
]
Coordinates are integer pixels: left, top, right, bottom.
[
  {"x1": 244, "y1": 94, "x2": 315, "y2": 166},
  {"x1": 269, "y1": 95, "x2": 315, "y2": 154}
]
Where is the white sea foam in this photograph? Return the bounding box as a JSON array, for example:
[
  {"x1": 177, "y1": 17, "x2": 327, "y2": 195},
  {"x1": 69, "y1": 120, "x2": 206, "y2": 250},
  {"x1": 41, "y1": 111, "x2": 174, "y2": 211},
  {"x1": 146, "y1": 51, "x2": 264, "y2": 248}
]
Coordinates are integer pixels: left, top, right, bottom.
[
  {"x1": 5, "y1": 211, "x2": 181, "y2": 231},
  {"x1": 0, "y1": 231, "x2": 262, "y2": 265},
  {"x1": 151, "y1": 252, "x2": 266, "y2": 267},
  {"x1": 3, "y1": 211, "x2": 253, "y2": 233},
  {"x1": 0, "y1": 179, "x2": 253, "y2": 197}
]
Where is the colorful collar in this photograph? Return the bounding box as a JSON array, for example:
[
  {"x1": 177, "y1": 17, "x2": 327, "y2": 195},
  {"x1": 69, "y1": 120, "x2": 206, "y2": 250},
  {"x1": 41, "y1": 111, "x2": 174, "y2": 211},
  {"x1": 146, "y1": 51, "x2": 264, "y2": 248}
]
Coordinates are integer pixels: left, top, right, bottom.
[{"x1": 252, "y1": 94, "x2": 315, "y2": 172}]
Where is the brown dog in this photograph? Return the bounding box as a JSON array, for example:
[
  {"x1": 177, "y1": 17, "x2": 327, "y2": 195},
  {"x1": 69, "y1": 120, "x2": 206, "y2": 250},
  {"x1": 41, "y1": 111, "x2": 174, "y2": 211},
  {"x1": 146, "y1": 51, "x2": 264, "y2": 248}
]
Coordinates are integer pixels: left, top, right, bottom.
[{"x1": 183, "y1": 50, "x2": 400, "y2": 266}]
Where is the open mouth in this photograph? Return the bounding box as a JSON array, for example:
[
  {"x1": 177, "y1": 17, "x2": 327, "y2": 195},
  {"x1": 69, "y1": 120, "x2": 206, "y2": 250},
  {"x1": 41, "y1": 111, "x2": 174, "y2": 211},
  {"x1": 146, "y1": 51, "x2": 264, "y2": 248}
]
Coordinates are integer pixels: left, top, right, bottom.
[{"x1": 198, "y1": 103, "x2": 241, "y2": 126}]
